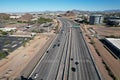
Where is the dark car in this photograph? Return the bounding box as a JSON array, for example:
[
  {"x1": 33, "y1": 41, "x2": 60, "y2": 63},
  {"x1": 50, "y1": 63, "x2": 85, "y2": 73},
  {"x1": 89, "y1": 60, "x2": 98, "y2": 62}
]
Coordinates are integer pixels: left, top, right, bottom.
[
  {"x1": 53, "y1": 44, "x2": 56, "y2": 48},
  {"x1": 58, "y1": 43, "x2": 60, "y2": 46},
  {"x1": 46, "y1": 50, "x2": 49, "y2": 53}
]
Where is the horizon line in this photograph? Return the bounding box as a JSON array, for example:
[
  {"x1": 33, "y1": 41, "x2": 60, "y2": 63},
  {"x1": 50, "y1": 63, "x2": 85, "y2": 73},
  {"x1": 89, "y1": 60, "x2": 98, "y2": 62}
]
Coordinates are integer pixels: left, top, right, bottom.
[{"x1": 0, "y1": 9, "x2": 120, "y2": 14}]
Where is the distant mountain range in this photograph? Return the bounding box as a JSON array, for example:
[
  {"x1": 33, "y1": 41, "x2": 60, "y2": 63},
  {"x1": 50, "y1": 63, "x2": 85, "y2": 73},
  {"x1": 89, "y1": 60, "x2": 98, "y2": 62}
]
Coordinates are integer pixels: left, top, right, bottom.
[
  {"x1": 71, "y1": 9, "x2": 120, "y2": 13},
  {"x1": 103, "y1": 9, "x2": 120, "y2": 12},
  {"x1": 2, "y1": 9, "x2": 120, "y2": 14},
  {"x1": 69, "y1": 9, "x2": 120, "y2": 15}
]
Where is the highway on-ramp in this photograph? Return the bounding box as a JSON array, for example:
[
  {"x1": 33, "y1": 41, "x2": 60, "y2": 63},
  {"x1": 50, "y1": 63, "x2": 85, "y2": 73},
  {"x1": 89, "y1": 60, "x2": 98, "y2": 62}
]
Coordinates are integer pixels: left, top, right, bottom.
[{"x1": 28, "y1": 18, "x2": 101, "y2": 80}]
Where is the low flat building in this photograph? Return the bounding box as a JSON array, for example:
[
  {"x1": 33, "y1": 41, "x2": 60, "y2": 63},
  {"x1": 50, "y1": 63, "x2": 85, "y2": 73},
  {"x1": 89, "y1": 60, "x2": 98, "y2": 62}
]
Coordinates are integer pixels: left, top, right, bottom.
[
  {"x1": 103, "y1": 38, "x2": 120, "y2": 58},
  {"x1": 107, "y1": 17, "x2": 120, "y2": 26},
  {"x1": 105, "y1": 38, "x2": 120, "y2": 49},
  {"x1": 0, "y1": 27, "x2": 16, "y2": 31},
  {"x1": 10, "y1": 15, "x2": 21, "y2": 19}
]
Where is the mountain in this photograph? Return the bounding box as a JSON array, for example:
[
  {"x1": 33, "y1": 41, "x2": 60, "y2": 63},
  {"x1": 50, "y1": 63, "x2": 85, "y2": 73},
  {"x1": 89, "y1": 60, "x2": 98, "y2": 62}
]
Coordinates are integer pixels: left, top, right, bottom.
[
  {"x1": 72, "y1": 9, "x2": 81, "y2": 14},
  {"x1": 103, "y1": 9, "x2": 120, "y2": 13}
]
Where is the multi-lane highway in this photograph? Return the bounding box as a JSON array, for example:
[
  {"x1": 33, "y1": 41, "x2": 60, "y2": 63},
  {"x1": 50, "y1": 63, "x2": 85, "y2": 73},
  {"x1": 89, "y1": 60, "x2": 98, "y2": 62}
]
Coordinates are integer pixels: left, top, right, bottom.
[{"x1": 28, "y1": 18, "x2": 101, "y2": 80}]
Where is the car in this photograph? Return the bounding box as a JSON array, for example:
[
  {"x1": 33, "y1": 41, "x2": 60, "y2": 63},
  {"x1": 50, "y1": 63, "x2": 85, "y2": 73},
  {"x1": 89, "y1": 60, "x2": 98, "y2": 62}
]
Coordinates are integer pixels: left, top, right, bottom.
[
  {"x1": 34, "y1": 73, "x2": 38, "y2": 79},
  {"x1": 46, "y1": 50, "x2": 49, "y2": 53},
  {"x1": 58, "y1": 43, "x2": 60, "y2": 46},
  {"x1": 53, "y1": 44, "x2": 56, "y2": 48}
]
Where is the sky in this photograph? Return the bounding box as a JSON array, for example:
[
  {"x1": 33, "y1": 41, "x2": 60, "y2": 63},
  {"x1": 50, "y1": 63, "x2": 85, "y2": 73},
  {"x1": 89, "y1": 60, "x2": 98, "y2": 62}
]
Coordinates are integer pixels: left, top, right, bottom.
[{"x1": 0, "y1": 0, "x2": 120, "y2": 13}]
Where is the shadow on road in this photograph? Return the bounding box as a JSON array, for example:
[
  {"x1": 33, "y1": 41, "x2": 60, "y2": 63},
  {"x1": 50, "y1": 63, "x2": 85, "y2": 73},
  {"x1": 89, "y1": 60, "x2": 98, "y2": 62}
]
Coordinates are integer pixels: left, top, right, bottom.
[{"x1": 20, "y1": 76, "x2": 33, "y2": 80}]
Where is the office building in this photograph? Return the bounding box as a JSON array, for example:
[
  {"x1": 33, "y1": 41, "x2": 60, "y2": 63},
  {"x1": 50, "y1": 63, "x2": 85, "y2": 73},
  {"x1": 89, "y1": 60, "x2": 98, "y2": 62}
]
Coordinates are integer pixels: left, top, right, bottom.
[{"x1": 89, "y1": 14, "x2": 103, "y2": 25}]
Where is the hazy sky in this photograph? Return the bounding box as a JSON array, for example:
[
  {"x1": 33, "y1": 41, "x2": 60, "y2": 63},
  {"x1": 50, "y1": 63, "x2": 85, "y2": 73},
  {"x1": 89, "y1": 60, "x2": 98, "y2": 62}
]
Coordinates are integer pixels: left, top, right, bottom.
[{"x1": 0, "y1": 0, "x2": 120, "y2": 12}]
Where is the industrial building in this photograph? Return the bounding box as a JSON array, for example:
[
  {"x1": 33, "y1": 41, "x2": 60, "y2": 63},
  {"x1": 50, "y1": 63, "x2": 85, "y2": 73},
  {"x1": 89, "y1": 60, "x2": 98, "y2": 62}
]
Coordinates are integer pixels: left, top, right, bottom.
[
  {"x1": 0, "y1": 27, "x2": 16, "y2": 31},
  {"x1": 89, "y1": 14, "x2": 103, "y2": 25},
  {"x1": 102, "y1": 38, "x2": 120, "y2": 59},
  {"x1": 106, "y1": 17, "x2": 120, "y2": 26}
]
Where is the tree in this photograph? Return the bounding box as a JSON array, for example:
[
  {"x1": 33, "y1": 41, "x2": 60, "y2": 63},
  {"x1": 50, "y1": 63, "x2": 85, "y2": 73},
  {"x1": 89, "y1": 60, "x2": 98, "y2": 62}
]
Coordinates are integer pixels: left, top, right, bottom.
[{"x1": 37, "y1": 17, "x2": 52, "y2": 24}]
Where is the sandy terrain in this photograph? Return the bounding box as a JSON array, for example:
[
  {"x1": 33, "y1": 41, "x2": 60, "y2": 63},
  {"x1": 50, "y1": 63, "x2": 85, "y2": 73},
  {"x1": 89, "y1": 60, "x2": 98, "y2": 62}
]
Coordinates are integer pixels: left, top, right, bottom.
[
  {"x1": 87, "y1": 25, "x2": 120, "y2": 37},
  {"x1": 5, "y1": 23, "x2": 27, "y2": 27},
  {"x1": 0, "y1": 34, "x2": 53, "y2": 80},
  {"x1": 80, "y1": 24, "x2": 120, "y2": 80}
]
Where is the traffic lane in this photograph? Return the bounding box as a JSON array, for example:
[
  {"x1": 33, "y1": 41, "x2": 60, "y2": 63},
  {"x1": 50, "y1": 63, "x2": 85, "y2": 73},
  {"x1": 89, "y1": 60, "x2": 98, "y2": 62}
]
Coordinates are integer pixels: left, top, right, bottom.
[
  {"x1": 74, "y1": 33, "x2": 81, "y2": 80},
  {"x1": 57, "y1": 32, "x2": 70, "y2": 80},
  {"x1": 73, "y1": 28, "x2": 94, "y2": 80},
  {"x1": 75, "y1": 33, "x2": 89, "y2": 80},
  {"x1": 30, "y1": 28, "x2": 68, "y2": 80},
  {"x1": 56, "y1": 32, "x2": 70, "y2": 80},
  {"x1": 30, "y1": 44, "x2": 60, "y2": 79},
  {"x1": 35, "y1": 36, "x2": 67, "y2": 80},
  {"x1": 30, "y1": 35, "x2": 63, "y2": 79},
  {"x1": 30, "y1": 33, "x2": 61, "y2": 75},
  {"x1": 75, "y1": 28, "x2": 100, "y2": 80},
  {"x1": 45, "y1": 33, "x2": 68, "y2": 80},
  {"x1": 62, "y1": 32, "x2": 71, "y2": 80},
  {"x1": 37, "y1": 47, "x2": 60, "y2": 80},
  {"x1": 69, "y1": 28, "x2": 78, "y2": 80},
  {"x1": 68, "y1": 27, "x2": 100, "y2": 80}
]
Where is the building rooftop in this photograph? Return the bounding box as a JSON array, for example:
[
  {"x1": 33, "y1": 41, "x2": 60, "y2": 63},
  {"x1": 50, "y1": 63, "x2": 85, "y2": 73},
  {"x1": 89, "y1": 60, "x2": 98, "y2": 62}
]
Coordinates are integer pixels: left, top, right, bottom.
[
  {"x1": 105, "y1": 38, "x2": 120, "y2": 50},
  {"x1": 91, "y1": 14, "x2": 103, "y2": 17}
]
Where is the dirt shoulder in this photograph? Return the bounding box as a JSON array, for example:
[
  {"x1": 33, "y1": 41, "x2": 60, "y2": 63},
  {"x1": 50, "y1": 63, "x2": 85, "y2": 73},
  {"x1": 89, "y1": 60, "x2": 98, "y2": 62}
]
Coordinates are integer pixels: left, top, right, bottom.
[
  {"x1": 80, "y1": 24, "x2": 120, "y2": 80},
  {"x1": 88, "y1": 25, "x2": 120, "y2": 37}
]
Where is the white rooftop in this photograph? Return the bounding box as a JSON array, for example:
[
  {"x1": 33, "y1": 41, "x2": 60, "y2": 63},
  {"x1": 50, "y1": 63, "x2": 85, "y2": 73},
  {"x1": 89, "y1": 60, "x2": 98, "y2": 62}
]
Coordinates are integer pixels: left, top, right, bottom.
[{"x1": 105, "y1": 38, "x2": 120, "y2": 50}]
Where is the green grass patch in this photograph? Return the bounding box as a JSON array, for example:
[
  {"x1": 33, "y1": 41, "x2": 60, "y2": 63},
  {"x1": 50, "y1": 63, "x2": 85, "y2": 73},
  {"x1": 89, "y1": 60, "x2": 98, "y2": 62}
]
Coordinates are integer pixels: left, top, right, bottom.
[
  {"x1": 0, "y1": 51, "x2": 9, "y2": 59},
  {"x1": 37, "y1": 17, "x2": 52, "y2": 24}
]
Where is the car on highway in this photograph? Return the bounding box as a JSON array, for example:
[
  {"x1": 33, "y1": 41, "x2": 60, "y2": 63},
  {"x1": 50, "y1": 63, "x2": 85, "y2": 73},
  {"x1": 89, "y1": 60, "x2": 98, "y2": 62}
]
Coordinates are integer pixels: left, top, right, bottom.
[
  {"x1": 46, "y1": 50, "x2": 49, "y2": 53},
  {"x1": 53, "y1": 44, "x2": 56, "y2": 48},
  {"x1": 58, "y1": 43, "x2": 60, "y2": 46},
  {"x1": 34, "y1": 73, "x2": 38, "y2": 79}
]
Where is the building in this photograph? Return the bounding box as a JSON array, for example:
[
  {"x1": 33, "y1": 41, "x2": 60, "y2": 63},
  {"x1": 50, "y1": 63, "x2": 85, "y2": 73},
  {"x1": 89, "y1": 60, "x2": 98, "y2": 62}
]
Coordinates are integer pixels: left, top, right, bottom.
[
  {"x1": 0, "y1": 27, "x2": 16, "y2": 31},
  {"x1": 10, "y1": 15, "x2": 21, "y2": 19},
  {"x1": 89, "y1": 14, "x2": 103, "y2": 25},
  {"x1": 106, "y1": 17, "x2": 120, "y2": 26},
  {"x1": 103, "y1": 38, "x2": 120, "y2": 58}
]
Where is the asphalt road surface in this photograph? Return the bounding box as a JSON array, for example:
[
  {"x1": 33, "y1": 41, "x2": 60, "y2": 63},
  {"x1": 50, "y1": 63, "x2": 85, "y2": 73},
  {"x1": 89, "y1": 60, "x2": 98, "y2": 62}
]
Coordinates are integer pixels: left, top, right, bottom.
[{"x1": 28, "y1": 18, "x2": 101, "y2": 80}]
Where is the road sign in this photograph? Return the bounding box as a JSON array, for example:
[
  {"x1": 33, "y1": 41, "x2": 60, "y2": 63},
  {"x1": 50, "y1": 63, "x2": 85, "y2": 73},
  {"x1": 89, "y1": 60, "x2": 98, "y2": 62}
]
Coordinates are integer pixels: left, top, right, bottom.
[{"x1": 72, "y1": 25, "x2": 80, "y2": 28}]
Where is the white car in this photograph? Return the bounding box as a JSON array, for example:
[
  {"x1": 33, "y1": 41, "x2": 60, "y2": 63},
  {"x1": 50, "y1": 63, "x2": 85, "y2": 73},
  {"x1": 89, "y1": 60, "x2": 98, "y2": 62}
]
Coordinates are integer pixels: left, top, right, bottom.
[{"x1": 34, "y1": 73, "x2": 38, "y2": 79}]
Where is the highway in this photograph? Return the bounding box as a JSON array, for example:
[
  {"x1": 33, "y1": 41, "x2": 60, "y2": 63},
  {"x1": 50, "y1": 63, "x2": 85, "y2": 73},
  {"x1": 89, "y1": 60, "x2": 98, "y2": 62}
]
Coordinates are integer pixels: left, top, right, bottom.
[{"x1": 28, "y1": 18, "x2": 101, "y2": 80}]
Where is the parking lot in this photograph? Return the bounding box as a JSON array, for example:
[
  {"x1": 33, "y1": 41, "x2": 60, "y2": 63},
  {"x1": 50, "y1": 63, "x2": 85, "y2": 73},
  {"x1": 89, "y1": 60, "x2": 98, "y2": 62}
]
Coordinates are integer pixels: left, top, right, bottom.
[{"x1": 0, "y1": 36, "x2": 31, "y2": 53}]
